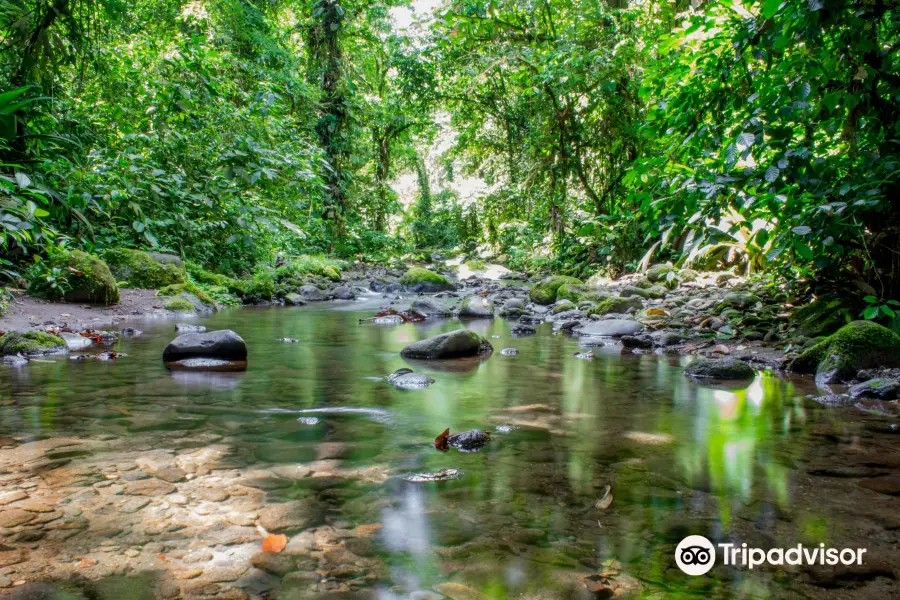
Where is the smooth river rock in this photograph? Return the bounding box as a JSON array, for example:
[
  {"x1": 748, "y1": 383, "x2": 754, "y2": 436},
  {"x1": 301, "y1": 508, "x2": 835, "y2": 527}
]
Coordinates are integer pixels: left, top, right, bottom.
[
  {"x1": 685, "y1": 357, "x2": 755, "y2": 380},
  {"x1": 575, "y1": 320, "x2": 644, "y2": 337},
  {"x1": 400, "y1": 329, "x2": 493, "y2": 360},
  {"x1": 162, "y1": 330, "x2": 248, "y2": 362}
]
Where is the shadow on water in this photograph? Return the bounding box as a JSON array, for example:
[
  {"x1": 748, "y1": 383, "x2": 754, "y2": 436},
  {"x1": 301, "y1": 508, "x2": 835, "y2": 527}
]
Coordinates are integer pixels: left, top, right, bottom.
[{"x1": 1, "y1": 304, "x2": 899, "y2": 599}]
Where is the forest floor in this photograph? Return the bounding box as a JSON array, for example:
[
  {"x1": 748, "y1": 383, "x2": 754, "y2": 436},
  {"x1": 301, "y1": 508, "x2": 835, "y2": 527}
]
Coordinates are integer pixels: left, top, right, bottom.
[{"x1": 0, "y1": 289, "x2": 166, "y2": 331}]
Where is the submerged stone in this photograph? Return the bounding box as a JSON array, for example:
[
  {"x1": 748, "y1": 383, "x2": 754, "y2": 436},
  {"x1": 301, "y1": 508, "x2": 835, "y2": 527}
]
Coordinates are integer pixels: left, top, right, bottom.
[{"x1": 385, "y1": 368, "x2": 435, "y2": 389}]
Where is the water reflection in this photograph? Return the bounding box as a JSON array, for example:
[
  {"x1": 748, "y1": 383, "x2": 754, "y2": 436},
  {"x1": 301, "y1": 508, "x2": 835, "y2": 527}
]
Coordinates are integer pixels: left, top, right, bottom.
[{"x1": 0, "y1": 305, "x2": 895, "y2": 598}]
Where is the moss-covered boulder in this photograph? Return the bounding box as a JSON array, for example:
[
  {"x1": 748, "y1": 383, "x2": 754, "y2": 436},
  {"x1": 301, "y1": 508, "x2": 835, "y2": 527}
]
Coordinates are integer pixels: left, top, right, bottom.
[
  {"x1": 551, "y1": 300, "x2": 575, "y2": 314},
  {"x1": 678, "y1": 268, "x2": 699, "y2": 283},
  {"x1": 529, "y1": 276, "x2": 582, "y2": 305},
  {"x1": 0, "y1": 330, "x2": 67, "y2": 356},
  {"x1": 399, "y1": 267, "x2": 454, "y2": 292},
  {"x1": 645, "y1": 264, "x2": 674, "y2": 283},
  {"x1": 102, "y1": 248, "x2": 185, "y2": 289},
  {"x1": 587, "y1": 296, "x2": 644, "y2": 317},
  {"x1": 165, "y1": 297, "x2": 197, "y2": 312},
  {"x1": 557, "y1": 284, "x2": 610, "y2": 303},
  {"x1": 321, "y1": 266, "x2": 342, "y2": 282},
  {"x1": 789, "y1": 295, "x2": 852, "y2": 338},
  {"x1": 788, "y1": 321, "x2": 900, "y2": 383},
  {"x1": 36, "y1": 250, "x2": 119, "y2": 305}
]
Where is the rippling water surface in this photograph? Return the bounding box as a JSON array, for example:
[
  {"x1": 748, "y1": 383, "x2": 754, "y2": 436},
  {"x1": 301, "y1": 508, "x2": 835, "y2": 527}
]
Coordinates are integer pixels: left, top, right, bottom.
[{"x1": 1, "y1": 303, "x2": 898, "y2": 599}]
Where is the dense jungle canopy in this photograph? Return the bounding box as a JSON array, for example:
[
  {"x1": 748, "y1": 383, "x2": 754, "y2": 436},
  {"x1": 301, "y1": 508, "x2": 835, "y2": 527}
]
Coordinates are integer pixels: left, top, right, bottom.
[{"x1": 1, "y1": 0, "x2": 899, "y2": 320}]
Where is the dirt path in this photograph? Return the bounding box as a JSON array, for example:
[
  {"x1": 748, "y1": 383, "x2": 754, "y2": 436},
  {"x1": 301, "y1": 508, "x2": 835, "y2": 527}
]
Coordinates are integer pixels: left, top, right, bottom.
[{"x1": 0, "y1": 289, "x2": 167, "y2": 332}]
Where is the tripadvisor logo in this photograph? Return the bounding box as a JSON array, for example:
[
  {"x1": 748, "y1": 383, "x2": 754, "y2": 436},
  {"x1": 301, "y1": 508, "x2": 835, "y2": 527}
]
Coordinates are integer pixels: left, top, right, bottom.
[{"x1": 675, "y1": 536, "x2": 868, "y2": 576}]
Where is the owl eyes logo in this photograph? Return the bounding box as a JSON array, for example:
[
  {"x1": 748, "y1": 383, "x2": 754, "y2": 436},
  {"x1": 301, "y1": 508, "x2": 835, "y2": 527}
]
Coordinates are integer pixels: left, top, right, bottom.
[{"x1": 676, "y1": 536, "x2": 716, "y2": 575}]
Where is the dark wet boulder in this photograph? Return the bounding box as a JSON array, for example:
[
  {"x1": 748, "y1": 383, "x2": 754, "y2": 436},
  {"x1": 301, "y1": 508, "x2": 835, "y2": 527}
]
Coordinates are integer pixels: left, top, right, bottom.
[
  {"x1": 788, "y1": 321, "x2": 900, "y2": 384},
  {"x1": 849, "y1": 378, "x2": 900, "y2": 400},
  {"x1": 369, "y1": 278, "x2": 403, "y2": 293},
  {"x1": 298, "y1": 285, "x2": 329, "y2": 301},
  {"x1": 511, "y1": 323, "x2": 536, "y2": 335},
  {"x1": 410, "y1": 298, "x2": 451, "y2": 318},
  {"x1": 399, "y1": 267, "x2": 455, "y2": 293},
  {"x1": 400, "y1": 329, "x2": 493, "y2": 360},
  {"x1": 685, "y1": 357, "x2": 755, "y2": 380},
  {"x1": 163, "y1": 330, "x2": 248, "y2": 362},
  {"x1": 575, "y1": 320, "x2": 643, "y2": 337},
  {"x1": 621, "y1": 335, "x2": 653, "y2": 349},
  {"x1": 386, "y1": 368, "x2": 435, "y2": 389},
  {"x1": 333, "y1": 286, "x2": 356, "y2": 300},
  {"x1": 459, "y1": 295, "x2": 494, "y2": 318}
]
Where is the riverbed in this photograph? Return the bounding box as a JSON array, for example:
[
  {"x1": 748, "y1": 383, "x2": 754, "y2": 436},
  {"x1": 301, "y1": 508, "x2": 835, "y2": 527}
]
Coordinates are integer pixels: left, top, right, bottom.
[{"x1": 0, "y1": 301, "x2": 898, "y2": 599}]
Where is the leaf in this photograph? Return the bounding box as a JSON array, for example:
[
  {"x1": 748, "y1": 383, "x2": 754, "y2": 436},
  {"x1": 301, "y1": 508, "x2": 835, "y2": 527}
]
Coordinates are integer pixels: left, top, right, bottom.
[
  {"x1": 595, "y1": 485, "x2": 614, "y2": 510},
  {"x1": 881, "y1": 306, "x2": 896, "y2": 318},
  {"x1": 646, "y1": 308, "x2": 668, "y2": 316},
  {"x1": 764, "y1": 166, "x2": 780, "y2": 182},
  {"x1": 863, "y1": 306, "x2": 879, "y2": 320},
  {"x1": 262, "y1": 534, "x2": 288, "y2": 553},
  {"x1": 15, "y1": 172, "x2": 31, "y2": 188},
  {"x1": 792, "y1": 226, "x2": 811, "y2": 235},
  {"x1": 808, "y1": 0, "x2": 823, "y2": 10},
  {"x1": 434, "y1": 428, "x2": 450, "y2": 451}
]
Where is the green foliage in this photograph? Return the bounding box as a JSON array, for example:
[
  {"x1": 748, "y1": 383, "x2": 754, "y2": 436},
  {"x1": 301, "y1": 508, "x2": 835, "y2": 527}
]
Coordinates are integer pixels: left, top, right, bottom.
[
  {"x1": 862, "y1": 296, "x2": 900, "y2": 332},
  {"x1": 27, "y1": 248, "x2": 119, "y2": 304}
]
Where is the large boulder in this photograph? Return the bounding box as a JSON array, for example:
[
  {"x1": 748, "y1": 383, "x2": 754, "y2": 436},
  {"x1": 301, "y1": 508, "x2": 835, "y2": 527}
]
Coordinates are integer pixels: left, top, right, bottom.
[
  {"x1": 459, "y1": 296, "x2": 494, "y2": 318},
  {"x1": 399, "y1": 267, "x2": 455, "y2": 293},
  {"x1": 849, "y1": 378, "x2": 900, "y2": 400},
  {"x1": 33, "y1": 250, "x2": 119, "y2": 305},
  {"x1": 788, "y1": 321, "x2": 900, "y2": 384},
  {"x1": 529, "y1": 276, "x2": 583, "y2": 305},
  {"x1": 645, "y1": 263, "x2": 674, "y2": 283},
  {"x1": 297, "y1": 285, "x2": 329, "y2": 301},
  {"x1": 101, "y1": 248, "x2": 185, "y2": 289},
  {"x1": 400, "y1": 329, "x2": 493, "y2": 360},
  {"x1": 0, "y1": 330, "x2": 66, "y2": 356},
  {"x1": 499, "y1": 298, "x2": 526, "y2": 317},
  {"x1": 685, "y1": 357, "x2": 755, "y2": 380},
  {"x1": 410, "y1": 298, "x2": 451, "y2": 318},
  {"x1": 575, "y1": 320, "x2": 643, "y2": 337},
  {"x1": 162, "y1": 330, "x2": 248, "y2": 362}
]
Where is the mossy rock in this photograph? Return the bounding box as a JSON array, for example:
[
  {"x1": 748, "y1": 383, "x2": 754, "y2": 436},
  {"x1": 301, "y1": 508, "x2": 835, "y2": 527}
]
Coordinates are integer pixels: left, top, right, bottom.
[
  {"x1": 551, "y1": 300, "x2": 575, "y2": 314},
  {"x1": 158, "y1": 283, "x2": 215, "y2": 308},
  {"x1": 37, "y1": 250, "x2": 119, "y2": 305},
  {"x1": 399, "y1": 267, "x2": 454, "y2": 292},
  {"x1": 186, "y1": 263, "x2": 240, "y2": 290},
  {"x1": 678, "y1": 268, "x2": 699, "y2": 283},
  {"x1": 321, "y1": 266, "x2": 342, "y2": 282},
  {"x1": 529, "y1": 276, "x2": 582, "y2": 305},
  {"x1": 102, "y1": 248, "x2": 185, "y2": 289},
  {"x1": 789, "y1": 320, "x2": 900, "y2": 383},
  {"x1": 645, "y1": 264, "x2": 674, "y2": 283},
  {"x1": 0, "y1": 330, "x2": 66, "y2": 356},
  {"x1": 587, "y1": 296, "x2": 644, "y2": 317},
  {"x1": 165, "y1": 298, "x2": 196, "y2": 312}
]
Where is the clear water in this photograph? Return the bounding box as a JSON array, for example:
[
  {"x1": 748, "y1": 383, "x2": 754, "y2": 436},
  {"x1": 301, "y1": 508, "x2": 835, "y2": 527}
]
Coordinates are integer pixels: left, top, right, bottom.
[{"x1": 1, "y1": 304, "x2": 898, "y2": 599}]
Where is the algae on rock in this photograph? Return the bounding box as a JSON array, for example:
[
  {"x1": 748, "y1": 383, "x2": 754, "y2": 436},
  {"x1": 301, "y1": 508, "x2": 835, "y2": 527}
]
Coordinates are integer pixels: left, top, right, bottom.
[
  {"x1": 789, "y1": 320, "x2": 900, "y2": 383},
  {"x1": 102, "y1": 248, "x2": 185, "y2": 289},
  {"x1": 529, "y1": 276, "x2": 582, "y2": 305}
]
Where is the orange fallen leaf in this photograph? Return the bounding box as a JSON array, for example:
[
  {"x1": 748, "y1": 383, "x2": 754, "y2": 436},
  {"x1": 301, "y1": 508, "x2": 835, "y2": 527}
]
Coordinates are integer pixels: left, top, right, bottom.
[
  {"x1": 434, "y1": 428, "x2": 450, "y2": 452},
  {"x1": 354, "y1": 524, "x2": 383, "y2": 536},
  {"x1": 79, "y1": 557, "x2": 97, "y2": 568},
  {"x1": 157, "y1": 553, "x2": 168, "y2": 561},
  {"x1": 262, "y1": 534, "x2": 288, "y2": 553},
  {"x1": 110, "y1": 407, "x2": 131, "y2": 416},
  {"x1": 645, "y1": 308, "x2": 667, "y2": 316}
]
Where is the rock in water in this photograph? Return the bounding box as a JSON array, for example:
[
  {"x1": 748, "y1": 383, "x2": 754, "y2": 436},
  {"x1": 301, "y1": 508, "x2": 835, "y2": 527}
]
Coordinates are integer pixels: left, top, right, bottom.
[
  {"x1": 458, "y1": 295, "x2": 494, "y2": 318},
  {"x1": 386, "y1": 368, "x2": 435, "y2": 389},
  {"x1": 59, "y1": 332, "x2": 93, "y2": 350},
  {"x1": 575, "y1": 320, "x2": 643, "y2": 338},
  {"x1": 849, "y1": 378, "x2": 900, "y2": 400},
  {"x1": 434, "y1": 428, "x2": 492, "y2": 452},
  {"x1": 297, "y1": 285, "x2": 328, "y2": 301},
  {"x1": 163, "y1": 330, "x2": 248, "y2": 362},
  {"x1": 410, "y1": 298, "x2": 451, "y2": 318},
  {"x1": 685, "y1": 357, "x2": 755, "y2": 380},
  {"x1": 500, "y1": 348, "x2": 519, "y2": 356},
  {"x1": 400, "y1": 329, "x2": 493, "y2": 359},
  {"x1": 176, "y1": 323, "x2": 206, "y2": 333}
]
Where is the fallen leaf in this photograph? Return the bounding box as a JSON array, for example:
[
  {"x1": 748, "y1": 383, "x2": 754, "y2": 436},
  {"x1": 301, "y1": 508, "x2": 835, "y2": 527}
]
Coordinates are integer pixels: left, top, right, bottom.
[
  {"x1": 262, "y1": 534, "x2": 288, "y2": 553},
  {"x1": 110, "y1": 407, "x2": 131, "y2": 416},
  {"x1": 645, "y1": 308, "x2": 667, "y2": 316},
  {"x1": 79, "y1": 557, "x2": 98, "y2": 568},
  {"x1": 434, "y1": 428, "x2": 450, "y2": 451},
  {"x1": 595, "y1": 485, "x2": 614, "y2": 510},
  {"x1": 354, "y1": 523, "x2": 383, "y2": 536},
  {"x1": 713, "y1": 344, "x2": 730, "y2": 354},
  {"x1": 157, "y1": 553, "x2": 168, "y2": 562}
]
